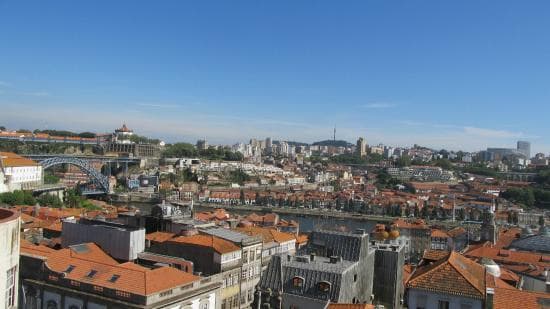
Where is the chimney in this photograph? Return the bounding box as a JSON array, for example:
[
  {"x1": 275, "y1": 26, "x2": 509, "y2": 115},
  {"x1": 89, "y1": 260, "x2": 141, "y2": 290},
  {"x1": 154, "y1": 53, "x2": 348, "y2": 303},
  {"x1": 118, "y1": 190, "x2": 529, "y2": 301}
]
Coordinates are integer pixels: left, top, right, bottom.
[
  {"x1": 310, "y1": 253, "x2": 315, "y2": 262},
  {"x1": 329, "y1": 256, "x2": 342, "y2": 264},
  {"x1": 486, "y1": 288, "x2": 494, "y2": 309}
]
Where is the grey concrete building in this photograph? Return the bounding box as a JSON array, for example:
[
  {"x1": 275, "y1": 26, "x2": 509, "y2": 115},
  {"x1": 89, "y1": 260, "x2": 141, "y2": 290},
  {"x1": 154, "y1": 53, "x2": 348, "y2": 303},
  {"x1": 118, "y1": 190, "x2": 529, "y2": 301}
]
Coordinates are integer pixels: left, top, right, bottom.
[
  {"x1": 372, "y1": 243, "x2": 405, "y2": 308},
  {"x1": 61, "y1": 218, "x2": 145, "y2": 261}
]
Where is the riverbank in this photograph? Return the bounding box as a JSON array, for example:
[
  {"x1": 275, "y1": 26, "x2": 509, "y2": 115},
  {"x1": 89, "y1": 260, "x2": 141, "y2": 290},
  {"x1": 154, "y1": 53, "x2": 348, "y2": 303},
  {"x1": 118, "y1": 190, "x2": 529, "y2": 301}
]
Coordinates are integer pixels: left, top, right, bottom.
[{"x1": 196, "y1": 202, "x2": 394, "y2": 223}]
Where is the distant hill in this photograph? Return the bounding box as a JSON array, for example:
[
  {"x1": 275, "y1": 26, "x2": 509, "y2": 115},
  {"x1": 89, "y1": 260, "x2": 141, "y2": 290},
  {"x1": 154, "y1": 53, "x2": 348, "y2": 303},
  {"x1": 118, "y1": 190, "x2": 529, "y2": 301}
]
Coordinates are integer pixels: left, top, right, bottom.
[{"x1": 312, "y1": 140, "x2": 353, "y2": 147}]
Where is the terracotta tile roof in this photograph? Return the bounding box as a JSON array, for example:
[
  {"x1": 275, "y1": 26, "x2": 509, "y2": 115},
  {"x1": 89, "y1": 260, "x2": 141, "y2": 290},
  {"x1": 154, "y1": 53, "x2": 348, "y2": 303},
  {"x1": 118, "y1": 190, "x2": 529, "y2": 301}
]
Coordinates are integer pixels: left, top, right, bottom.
[
  {"x1": 234, "y1": 226, "x2": 295, "y2": 244},
  {"x1": 447, "y1": 226, "x2": 467, "y2": 238},
  {"x1": 403, "y1": 264, "x2": 414, "y2": 286},
  {"x1": 407, "y1": 251, "x2": 486, "y2": 299},
  {"x1": 44, "y1": 221, "x2": 62, "y2": 232},
  {"x1": 168, "y1": 234, "x2": 240, "y2": 254},
  {"x1": 465, "y1": 246, "x2": 550, "y2": 270},
  {"x1": 493, "y1": 287, "x2": 550, "y2": 309},
  {"x1": 296, "y1": 234, "x2": 308, "y2": 244},
  {"x1": 431, "y1": 229, "x2": 449, "y2": 238},
  {"x1": 494, "y1": 227, "x2": 521, "y2": 249},
  {"x1": 145, "y1": 231, "x2": 176, "y2": 243},
  {"x1": 20, "y1": 239, "x2": 56, "y2": 257},
  {"x1": 22, "y1": 241, "x2": 198, "y2": 296},
  {"x1": 422, "y1": 249, "x2": 450, "y2": 262},
  {"x1": 0, "y1": 152, "x2": 39, "y2": 167}
]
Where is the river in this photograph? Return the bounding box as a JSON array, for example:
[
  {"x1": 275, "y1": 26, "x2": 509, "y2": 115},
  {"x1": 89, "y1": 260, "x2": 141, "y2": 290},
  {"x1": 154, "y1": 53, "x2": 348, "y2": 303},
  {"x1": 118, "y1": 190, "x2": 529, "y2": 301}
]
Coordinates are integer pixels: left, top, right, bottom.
[{"x1": 125, "y1": 202, "x2": 378, "y2": 233}]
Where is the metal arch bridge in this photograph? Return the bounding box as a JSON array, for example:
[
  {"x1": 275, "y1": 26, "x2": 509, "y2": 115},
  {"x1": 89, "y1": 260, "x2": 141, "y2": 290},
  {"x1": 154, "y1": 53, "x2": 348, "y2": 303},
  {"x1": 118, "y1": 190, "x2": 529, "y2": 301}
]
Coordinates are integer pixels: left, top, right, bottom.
[{"x1": 40, "y1": 157, "x2": 110, "y2": 195}]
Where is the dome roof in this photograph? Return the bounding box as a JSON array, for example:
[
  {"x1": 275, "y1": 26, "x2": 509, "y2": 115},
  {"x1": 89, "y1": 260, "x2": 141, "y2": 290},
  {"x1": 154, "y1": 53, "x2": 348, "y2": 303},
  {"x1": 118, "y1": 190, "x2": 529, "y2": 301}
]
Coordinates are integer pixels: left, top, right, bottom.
[{"x1": 480, "y1": 257, "x2": 501, "y2": 278}]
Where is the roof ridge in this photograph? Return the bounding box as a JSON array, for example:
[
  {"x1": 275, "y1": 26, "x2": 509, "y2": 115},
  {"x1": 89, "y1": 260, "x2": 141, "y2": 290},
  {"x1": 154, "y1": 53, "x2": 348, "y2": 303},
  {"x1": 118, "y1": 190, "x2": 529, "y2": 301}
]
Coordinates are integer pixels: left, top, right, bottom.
[{"x1": 447, "y1": 252, "x2": 486, "y2": 295}]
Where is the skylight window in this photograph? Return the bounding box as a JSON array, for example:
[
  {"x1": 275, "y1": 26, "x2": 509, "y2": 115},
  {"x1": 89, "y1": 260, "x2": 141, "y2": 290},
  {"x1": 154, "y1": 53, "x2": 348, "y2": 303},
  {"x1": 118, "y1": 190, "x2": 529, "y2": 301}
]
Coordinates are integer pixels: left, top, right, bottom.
[
  {"x1": 109, "y1": 274, "x2": 120, "y2": 283},
  {"x1": 65, "y1": 265, "x2": 75, "y2": 273},
  {"x1": 87, "y1": 270, "x2": 98, "y2": 278}
]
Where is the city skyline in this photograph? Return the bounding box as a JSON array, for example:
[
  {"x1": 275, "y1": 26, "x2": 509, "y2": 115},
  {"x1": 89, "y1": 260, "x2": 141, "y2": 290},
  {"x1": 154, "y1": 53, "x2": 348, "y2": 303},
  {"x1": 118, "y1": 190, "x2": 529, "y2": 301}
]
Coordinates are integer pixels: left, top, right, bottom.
[{"x1": 1, "y1": 1, "x2": 550, "y2": 152}]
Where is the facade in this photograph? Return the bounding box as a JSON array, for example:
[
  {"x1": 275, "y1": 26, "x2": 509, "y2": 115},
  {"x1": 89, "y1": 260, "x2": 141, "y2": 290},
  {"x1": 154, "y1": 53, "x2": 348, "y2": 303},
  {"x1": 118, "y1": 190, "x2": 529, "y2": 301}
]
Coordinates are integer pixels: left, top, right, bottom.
[
  {"x1": 234, "y1": 226, "x2": 296, "y2": 267},
  {"x1": 61, "y1": 218, "x2": 146, "y2": 261},
  {"x1": 0, "y1": 152, "x2": 43, "y2": 192},
  {"x1": 149, "y1": 233, "x2": 243, "y2": 308},
  {"x1": 199, "y1": 227, "x2": 262, "y2": 308},
  {"x1": 0, "y1": 208, "x2": 20, "y2": 309},
  {"x1": 391, "y1": 219, "x2": 431, "y2": 263},
  {"x1": 372, "y1": 243, "x2": 405, "y2": 308},
  {"x1": 20, "y1": 241, "x2": 221, "y2": 309}
]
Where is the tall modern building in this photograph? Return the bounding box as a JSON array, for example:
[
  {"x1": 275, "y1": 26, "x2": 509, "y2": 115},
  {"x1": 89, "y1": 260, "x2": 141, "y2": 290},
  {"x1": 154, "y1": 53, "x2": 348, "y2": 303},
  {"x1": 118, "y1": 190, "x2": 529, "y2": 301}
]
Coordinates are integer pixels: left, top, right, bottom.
[
  {"x1": 265, "y1": 137, "x2": 273, "y2": 155},
  {"x1": 196, "y1": 139, "x2": 208, "y2": 151},
  {"x1": 517, "y1": 141, "x2": 531, "y2": 159},
  {"x1": 356, "y1": 137, "x2": 367, "y2": 157}
]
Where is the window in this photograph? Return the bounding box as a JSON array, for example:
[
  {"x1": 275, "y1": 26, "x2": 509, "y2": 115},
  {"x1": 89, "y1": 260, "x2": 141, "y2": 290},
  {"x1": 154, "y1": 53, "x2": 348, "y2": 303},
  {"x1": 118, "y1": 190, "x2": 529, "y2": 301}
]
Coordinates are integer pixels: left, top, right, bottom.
[
  {"x1": 160, "y1": 289, "x2": 173, "y2": 297},
  {"x1": 242, "y1": 268, "x2": 247, "y2": 279},
  {"x1": 460, "y1": 304, "x2": 472, "y2": 309},
  {"x1": 109, "y1": 274, "x2": 120, "y2": 283},
  {"x1": 250, "y1": 250, "x2": 255, "y2": 261},
  {"x1": 232, "y1": 295, "x2": 239, "y2": 308},
  {"x1": 5, "y1": 266, "x2": 16, "y2": 308},
  {"x1": 438, "y1": 300, "x2": 450, "y2": 309},
  {"x1": 46, "y1": 300, "x2": 58, "y2": 309},
  {"x1": 65, "y1": 265, "x2": 75, "y2": 273},
  {"x1": 318, "y1": 281, "x2": 331, "y2": 292},
  {"x1": 353, "y1": 274, "x2": 358, "y2": 282},
  {"x1": 243, "y1": 250, "x2": 248, "y2": 263},
  {"x1": 292, "y1": 276, "x2": 304, "y2": 288},
  {"x1": 87, "y1": 270, "x2": 98, "y2": 278}
]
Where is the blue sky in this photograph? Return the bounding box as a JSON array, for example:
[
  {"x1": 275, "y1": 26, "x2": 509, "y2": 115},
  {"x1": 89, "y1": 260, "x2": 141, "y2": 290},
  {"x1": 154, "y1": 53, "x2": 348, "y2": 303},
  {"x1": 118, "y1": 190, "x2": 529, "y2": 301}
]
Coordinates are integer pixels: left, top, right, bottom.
[{"x1": 1, "y1": 1, "x2": 549, "y2": 153}]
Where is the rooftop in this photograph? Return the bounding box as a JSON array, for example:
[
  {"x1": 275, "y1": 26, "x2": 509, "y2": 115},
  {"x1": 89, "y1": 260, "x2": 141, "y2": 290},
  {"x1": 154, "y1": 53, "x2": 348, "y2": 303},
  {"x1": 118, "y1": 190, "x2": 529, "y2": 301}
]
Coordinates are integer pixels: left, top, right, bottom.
[
  {"x1": 21, "y1": 241, "x2": 199, "y2": 296},
  {"x1": 168, "y1": 234, "x2": 240, "y2": 254},
  {"x1": 407, "y1": 251, "x2": 486, "y2": 299},
  {"x1": 0, "y1": 152, "x2": 40, "y2": 167}
]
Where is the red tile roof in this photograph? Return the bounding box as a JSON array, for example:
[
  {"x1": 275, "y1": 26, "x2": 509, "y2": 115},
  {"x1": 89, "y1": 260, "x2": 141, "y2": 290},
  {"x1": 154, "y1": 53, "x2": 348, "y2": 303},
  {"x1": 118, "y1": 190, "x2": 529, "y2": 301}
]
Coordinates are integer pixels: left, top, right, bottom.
[
  {"x1": 0, "y1": 152, "x2": 39, "y2": 167},
  {"x1": 146, "y1": 232, "x2": 176, "y2": 243},
  {"x1": 407, "y1": 251, "x2": 486, "y2": 299},
  {"x1": 493, "y1": 287, "x2": 550, "y2": 309},
  {"x1": 168, "y1": 234, "x2": 240, "y2": 254},
  {"x1": 21, "y1": 241, "x2": 199, "y2": 296}
]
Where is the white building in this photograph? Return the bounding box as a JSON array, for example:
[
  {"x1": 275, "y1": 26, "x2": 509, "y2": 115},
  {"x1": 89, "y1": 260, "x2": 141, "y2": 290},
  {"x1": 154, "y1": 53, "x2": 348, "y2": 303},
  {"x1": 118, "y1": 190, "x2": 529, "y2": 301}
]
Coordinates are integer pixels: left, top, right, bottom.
[
  {"x1": 0, "y1": 208, "x2": 20, "y2": 309},
  {"x1": 0, "y1": 152, "x2": 43, "y2": 192}
]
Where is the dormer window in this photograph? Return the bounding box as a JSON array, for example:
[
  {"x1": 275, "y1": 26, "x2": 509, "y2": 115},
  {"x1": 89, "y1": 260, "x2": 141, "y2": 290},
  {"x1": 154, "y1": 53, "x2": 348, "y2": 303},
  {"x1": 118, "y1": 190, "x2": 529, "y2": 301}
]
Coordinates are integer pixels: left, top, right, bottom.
[
  {"x1": 318, "y1": 281, "x2": 331, "y2": 292},
  {"x1": 292, "y1": 276, "x2": 304, "y2": 288},
  {"x1": 87, "y1": 270, "x2": 98, "y2": 278}
]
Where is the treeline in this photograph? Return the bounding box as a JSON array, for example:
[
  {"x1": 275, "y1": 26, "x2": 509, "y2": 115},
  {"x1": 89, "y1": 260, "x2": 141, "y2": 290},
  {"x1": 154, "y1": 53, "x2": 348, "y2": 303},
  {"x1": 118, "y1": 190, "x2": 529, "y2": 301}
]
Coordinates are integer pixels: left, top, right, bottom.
[
  {"x1": 500, "y1": 168, "x2": 550, "y2": 209},
  {"x1": 0, "y1": 190, "x2": 62, "y2": 207},
  {"x1": 0, "y1": 189, "x2": 101, "y2": 210},
  {"x1": 0, "y1": 140, "x2": 96, "y2": 154},
  {"x1": 162, "y1": 143, "x2": 243, "y2": 161}
]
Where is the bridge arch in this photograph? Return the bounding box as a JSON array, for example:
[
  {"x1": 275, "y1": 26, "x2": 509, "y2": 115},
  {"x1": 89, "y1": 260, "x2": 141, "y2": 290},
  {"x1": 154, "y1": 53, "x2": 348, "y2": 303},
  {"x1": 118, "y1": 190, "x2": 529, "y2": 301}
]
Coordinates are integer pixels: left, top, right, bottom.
[{"x1": 40, "y1": 157, "x2": 110, "y2": 194}]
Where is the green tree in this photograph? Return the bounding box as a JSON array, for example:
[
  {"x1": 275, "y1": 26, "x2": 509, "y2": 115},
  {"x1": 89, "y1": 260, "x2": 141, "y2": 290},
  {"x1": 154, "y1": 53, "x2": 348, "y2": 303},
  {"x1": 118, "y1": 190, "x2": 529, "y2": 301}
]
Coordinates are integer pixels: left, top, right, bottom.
[{"x1": 395, "y1": 155, "x2": 411, "y2": 167}]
